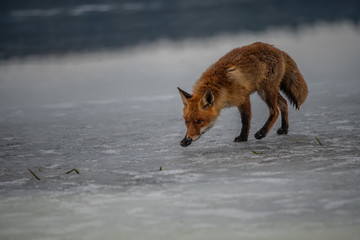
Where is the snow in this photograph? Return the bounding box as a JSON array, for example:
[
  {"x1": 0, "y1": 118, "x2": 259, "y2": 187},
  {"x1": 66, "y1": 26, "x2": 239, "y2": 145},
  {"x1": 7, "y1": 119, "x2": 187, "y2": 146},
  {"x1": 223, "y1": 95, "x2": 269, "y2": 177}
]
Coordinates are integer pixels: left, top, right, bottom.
[{"x1": 1, "y1": 22, "x2": 360, "y2": 240}]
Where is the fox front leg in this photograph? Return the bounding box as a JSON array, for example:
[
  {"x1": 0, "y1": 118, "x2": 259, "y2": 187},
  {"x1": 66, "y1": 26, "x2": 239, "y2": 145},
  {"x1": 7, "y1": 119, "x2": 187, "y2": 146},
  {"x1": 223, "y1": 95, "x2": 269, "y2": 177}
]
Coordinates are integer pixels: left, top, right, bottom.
[{"x1": 234, "y1": 99, "x2": 251, "y2": 142}]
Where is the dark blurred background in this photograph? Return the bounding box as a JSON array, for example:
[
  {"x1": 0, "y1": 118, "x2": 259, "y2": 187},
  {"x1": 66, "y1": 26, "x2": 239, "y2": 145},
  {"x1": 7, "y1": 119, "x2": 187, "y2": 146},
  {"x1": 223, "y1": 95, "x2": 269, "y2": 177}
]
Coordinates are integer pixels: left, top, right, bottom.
[{"x1": 1, "y1": 0, "x2": 359, "y2": 59}]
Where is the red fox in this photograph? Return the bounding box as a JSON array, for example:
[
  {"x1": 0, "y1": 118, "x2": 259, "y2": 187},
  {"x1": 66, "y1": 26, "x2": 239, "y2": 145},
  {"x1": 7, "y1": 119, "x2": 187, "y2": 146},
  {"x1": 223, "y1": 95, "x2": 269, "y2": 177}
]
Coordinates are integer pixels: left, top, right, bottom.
[{"x1": 178, "y1": 42, "x2": 308, "y2": 147}]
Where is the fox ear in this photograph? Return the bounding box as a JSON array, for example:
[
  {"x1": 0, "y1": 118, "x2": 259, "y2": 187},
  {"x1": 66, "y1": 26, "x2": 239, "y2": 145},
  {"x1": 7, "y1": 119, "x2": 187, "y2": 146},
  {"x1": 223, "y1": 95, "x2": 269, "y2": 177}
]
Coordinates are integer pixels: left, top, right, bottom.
[
  {"x1": 201, "y1": 91, "x2": 214, "y2": 109},
  {"x1": 177, "y1": 87, "x2": 192, "y2": 105}
]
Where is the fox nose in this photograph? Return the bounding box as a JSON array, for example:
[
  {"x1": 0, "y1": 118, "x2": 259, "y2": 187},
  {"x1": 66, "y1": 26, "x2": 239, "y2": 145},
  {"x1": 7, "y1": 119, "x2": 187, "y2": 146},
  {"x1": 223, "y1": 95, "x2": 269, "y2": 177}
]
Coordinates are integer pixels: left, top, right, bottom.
[{"x1": 180, "y1": 136, "x2": 192, "y2": 147}]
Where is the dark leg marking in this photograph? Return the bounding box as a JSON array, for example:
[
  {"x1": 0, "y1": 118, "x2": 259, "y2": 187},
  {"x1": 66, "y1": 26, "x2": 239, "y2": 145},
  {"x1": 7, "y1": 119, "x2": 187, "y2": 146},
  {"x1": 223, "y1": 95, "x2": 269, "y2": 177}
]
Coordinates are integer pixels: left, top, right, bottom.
[
  {"x1": 234, "y1": 98, "x2": 251, "y2": 142},
  {"x1": 277, "y1": 93, "x2": 289, "y2": 135}
]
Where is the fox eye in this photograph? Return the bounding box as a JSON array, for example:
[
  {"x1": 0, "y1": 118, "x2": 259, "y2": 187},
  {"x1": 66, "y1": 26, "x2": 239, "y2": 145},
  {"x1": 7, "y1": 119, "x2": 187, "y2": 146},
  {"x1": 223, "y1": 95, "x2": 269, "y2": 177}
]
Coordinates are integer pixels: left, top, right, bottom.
[
  {"x1": 196, "y1": 120, "x2": 203, "y2": 124},
  {"x1": 185, "y1": 120, "x2": 189, "y2": 124}
]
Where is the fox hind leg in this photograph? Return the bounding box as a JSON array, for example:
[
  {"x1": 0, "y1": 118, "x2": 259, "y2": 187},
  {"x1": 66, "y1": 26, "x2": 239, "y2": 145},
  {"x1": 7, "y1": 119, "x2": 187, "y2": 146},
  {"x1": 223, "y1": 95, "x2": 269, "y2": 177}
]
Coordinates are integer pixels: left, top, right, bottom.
[
  {"x1": 234, "y1": 97, "x2": 251, "y2": 142},
  {"x1": 255, "y1": 88, "x2": 279, "y2": 139},
  {"x1": 277, "y1": 93, "x2": 288, "y2": 135}
]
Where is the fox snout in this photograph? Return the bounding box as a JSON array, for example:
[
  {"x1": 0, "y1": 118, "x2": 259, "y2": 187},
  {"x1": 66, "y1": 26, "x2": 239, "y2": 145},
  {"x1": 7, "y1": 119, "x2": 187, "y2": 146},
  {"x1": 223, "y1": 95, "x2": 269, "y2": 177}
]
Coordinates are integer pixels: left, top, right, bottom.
[{"x1": 180, "y1": 136, "x2": 192, "y2": 147}]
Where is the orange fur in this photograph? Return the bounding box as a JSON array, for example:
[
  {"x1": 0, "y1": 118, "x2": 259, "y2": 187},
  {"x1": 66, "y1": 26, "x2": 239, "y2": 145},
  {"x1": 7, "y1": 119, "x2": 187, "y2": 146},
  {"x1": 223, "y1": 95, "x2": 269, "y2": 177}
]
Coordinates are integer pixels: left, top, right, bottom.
[{"x1": 178, "y1": 42, "x2": 308, "y2": 147}]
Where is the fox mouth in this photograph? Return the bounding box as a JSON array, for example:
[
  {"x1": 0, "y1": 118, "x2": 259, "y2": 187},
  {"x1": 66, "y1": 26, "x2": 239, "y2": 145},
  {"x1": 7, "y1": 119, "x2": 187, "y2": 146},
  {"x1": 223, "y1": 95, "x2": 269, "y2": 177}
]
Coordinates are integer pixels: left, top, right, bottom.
[
  {"x1": 180, "y1": 121, "x2": 216, "y2": 147},
  {"x1": 180, "y1": 137, "x2": 192, "y2": 147},
  {"x1": 180, "y1": 134, "x2": 201, "y2": 147}
]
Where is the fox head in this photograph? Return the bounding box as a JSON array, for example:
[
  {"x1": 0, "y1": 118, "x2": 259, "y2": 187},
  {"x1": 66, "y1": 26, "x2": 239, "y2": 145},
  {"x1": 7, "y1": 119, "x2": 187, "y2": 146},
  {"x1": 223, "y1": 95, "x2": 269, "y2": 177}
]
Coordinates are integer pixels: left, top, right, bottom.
[{"x1": 178, "y1": 87, "x2": 219, "y2": 147}]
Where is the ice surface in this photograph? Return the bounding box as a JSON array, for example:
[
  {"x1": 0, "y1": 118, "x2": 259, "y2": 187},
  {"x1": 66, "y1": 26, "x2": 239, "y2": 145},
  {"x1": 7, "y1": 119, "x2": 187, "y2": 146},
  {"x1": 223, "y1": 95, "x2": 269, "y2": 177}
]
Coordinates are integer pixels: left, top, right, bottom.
[{"x1": 1, "y1": 22, "x2": 360, "y2": 240}]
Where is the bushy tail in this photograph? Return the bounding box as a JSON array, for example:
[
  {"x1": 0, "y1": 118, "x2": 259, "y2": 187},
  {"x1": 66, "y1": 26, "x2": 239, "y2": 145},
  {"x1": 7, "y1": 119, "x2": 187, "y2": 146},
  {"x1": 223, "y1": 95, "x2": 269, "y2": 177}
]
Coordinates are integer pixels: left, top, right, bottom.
[{"x1": 280, "y1": 52, "x2": 308, "y2": 110}]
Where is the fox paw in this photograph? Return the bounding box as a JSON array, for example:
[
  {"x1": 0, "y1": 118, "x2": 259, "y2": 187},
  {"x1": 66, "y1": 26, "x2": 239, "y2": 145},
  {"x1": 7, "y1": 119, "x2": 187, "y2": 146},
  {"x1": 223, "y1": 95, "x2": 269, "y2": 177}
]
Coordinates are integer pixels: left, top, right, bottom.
[
  {"x1": 254, "y1": 130, "x2": 266, "y2": 139},
  {"x1": 277, "y1": 128, "x2": 288, "y2": 135},
  {"x1": 234, "y1": 136, "x2": 247, "y2": 142}
]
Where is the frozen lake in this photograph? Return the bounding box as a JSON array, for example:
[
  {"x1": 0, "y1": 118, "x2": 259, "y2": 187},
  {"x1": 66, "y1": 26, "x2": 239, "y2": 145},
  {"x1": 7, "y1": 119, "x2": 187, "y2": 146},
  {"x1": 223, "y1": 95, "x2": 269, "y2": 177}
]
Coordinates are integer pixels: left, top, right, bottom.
[{"x1": 1, "y1": 22, "x2": 360, "y2": 239}]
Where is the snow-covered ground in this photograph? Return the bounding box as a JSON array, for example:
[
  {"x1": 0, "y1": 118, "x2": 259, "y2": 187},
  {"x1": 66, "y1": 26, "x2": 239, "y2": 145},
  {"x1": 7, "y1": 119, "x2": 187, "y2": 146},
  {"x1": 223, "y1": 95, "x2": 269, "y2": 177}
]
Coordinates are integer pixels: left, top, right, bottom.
[{"x1": 1, "y1": 22, "x2": 360, "y2": 240}]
